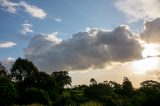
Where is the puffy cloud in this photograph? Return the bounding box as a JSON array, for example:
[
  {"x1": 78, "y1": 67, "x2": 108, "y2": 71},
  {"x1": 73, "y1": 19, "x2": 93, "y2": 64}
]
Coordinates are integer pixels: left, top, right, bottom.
[
  {"x1": 115, "y1": 0, "x2": 160, "y2": 22},
  {"x1": 0, "y1": 0, "x2": 18, "y2": 13},
  {"x1": 21, "y1": 22, "x2": 33, "y2": 35},
  {"x1": 0, "y1": 0, "x2": 47, "y2": 19},
  {"x1": 24, "y1": 26, "x2": 142, "y2": 72},
  {"x1": 140, "y1": 18, "x2": 160, "y2": 44},
  {"x1": 19, "y1": 1, "x2": 46, "y2": 19},
  {"x1": 24, "y1": 33, "x2": 61, "y2": 56},
  {"x1": 0, "y1": 41, "x2": 16, "y2": 48}
]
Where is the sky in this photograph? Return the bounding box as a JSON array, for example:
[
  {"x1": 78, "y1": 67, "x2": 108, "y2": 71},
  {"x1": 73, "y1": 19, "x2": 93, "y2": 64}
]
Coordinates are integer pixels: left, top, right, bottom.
[{"x1": 1, "y1": 0, "x2": 160, "y2": 87}]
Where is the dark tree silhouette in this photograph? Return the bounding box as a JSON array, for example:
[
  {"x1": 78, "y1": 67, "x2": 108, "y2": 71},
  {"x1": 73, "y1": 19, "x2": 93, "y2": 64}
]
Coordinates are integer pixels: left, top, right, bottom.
[
  {"x1": 0, "y1": 76, "x2": 17, "y2": 106},
  {"x1": 20, "y1": 87, "x2": 52, "y2": 106},
  {"x1": 139, "y1": 80, "x2": 160, "y2": 106},
  {"x1": 51, "y1": 71, "x2": 71, "y2": 93},
  {"x1": 140, "y1": 80, "x2": 160, "y2": 91},
  {"x1": 10, "y1": 58, "x2": 38, "y2": 82},
  {"x1": 0, "y1": 58, "x2": 160, "y2": 106},
  {"x1": 122, "y1": 77, "x2": 134, "y2": 97},
  {"x1": 90, "y1": 78, "x2": 97, "y2": 85},
  {"x1": 23, "y1": 71, "x2": 57, "y2": 90},
  {"x1": 109, "y1": 81, "x2": 122, "y2": 95},
  {"x1": 0, "y1": 63, "x2": 7, "y2": 76},
  {"x1": 84, "y1": 83, "x2": 113, "y2": 102}
]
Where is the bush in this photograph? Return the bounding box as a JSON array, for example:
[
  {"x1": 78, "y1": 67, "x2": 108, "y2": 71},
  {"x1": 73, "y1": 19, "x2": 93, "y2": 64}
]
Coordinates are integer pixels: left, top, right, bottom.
[
  {"x1": 20, "y1": 87, "x2": 52, "y2": 105},
  {"x1": 0, "y1": 76, "x2": 17, "y2": 106}
]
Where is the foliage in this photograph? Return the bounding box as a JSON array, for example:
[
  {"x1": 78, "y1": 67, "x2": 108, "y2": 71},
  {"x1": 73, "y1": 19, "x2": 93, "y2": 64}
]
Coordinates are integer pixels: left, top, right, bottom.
[
  {"x1": 0, "y1": 63, "x2": 7, "y2": 76},
  {"x1": 1, "y1": 58, "x2": 160, "y2": 106},
  {"x1": 122, "y1": 77, "x2": 134, "y2": 97},
  {"x1": 90, "y1": 78, "x2": 97, "y2": 85},
  {"x1": 10, "y1": 58, "x2": 38, "y2": 82},
  {"x1": 102, "y1": 96, "x2": 118, "y2": 106},
  {"x1": 0, "y1": 76, "x2": 17, "y2": 106},
  {"x1": 20, "y1": 87, "x2": 52, "y2": 106},
  {"x1": 84, "y1": 83, "x2": 114, "y2": 102},
  {"x1": 23, "y1": 71, "x2": 57, "y2": 91},
  {"x1": 109, "y1": 81, "x2": 122, "y2": 95},
  {"x1": 51, "y1": 71, "x2": 71, "y2": 93}
]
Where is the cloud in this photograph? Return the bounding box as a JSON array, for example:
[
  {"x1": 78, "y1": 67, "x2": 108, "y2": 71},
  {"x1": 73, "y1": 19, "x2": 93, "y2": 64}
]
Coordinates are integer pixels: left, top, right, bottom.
[
  {"x1": 0, "y1": 0, "x2": 47, "y2": 19},
  {"x1": 0, "y1": 41, "x2": 16, "y2": 48},
  {"x1": 21, "y1": 22, "x2": 33, "y2": 35},
  {"x1": 1, "y1": 57, "x2": 15, "y2": 70},
  {"x1": 115, "y1": 0, "x2": 160, "y2": 22},
  {"x1": 24, "y1": 32, "x2": 61, "y2": 56},
  {"x1": 140, "y1": 18, "x2": 160, "y2": 44},
  {"x1": 19, "y1": 1, "x2": 47, "y2": 19},
  {"x1": 0, "y1": 0, "x2": 18, "y2": 14},
  {"x1": 53, "y1": 18, "x2": 62, "y2": 23},
  {"x1": 24, "y1": 26, "x2": 142, "y2": 72},
  {"x1": 146, "y1": 69, "x2": 160, "y2": 80}
]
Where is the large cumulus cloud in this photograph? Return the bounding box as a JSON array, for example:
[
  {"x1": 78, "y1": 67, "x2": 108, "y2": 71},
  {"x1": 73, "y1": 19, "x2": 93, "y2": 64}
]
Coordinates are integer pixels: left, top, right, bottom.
[
  {"x1": 24, "y1": 26, "x2": 142, "y2": 72},
  {"x1": 140, "y1": 18, "x2": 160, "y2": 44}
]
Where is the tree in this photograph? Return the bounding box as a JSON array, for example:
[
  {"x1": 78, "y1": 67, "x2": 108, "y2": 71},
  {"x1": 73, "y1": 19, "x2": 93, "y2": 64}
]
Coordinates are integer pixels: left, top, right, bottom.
[
  {"x1": 23, "y1": 72, "x2": 57, "y2": 90},
  {"x1": 90, "y1": 78, "x2": 97, "y2": 85},
  {"x1": 122, "y1": 77, "x2": 134, "y2": 97},
  {"x1": 140, "y1": 80, "x2": 160, "y2": 91},
  {"x1": 0, "y1": 76, "x2": 17, "y2": 106},
  {"x1": 0, "y1": 63, "x2": 7, "y2": 76},
  {"x1": 140, "y1": 80, "x2": 160, "y2": 96},
  {"x1": 138, "y1": 80, "x2": 160, "y2": 106},
  {"x1": 103, "y1": 96, "x2": 118, "y2": 106},
  {"x1": 51, "y1": 71, "x2": 71, "y2": 93},
  {"x1": 22, "y1": 71, "x2": 59, "y2": 103},
  {"x1": 109, "y1": 81, "x2": 122, "y2": 95},
  {"x1": 20, "y1": 87, "x2": 52, "y2": 106},
  {"x1": 84, "y1": 83, "x2": 113, "y2": 102},
  {"x1": 10, "y1": 58, "x2": 38, "y2": 82}
]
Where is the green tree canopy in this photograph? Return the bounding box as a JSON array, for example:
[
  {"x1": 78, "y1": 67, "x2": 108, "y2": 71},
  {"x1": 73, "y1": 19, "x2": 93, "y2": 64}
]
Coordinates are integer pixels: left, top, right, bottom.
[
  {"x1": 23, "y1": 71, "x2": 57, "y2": 91},
  {"x1": 51, "y1": 71, "x2": 71, "y2": 92},
  {"x1": 84, "y1": 83, "x2": 113, "y2": 102},
  {"x1": 0, "y1": 76, "x2": 17, "y2": 106},
  {"x1": 20, "y1": 87, "x2": 52, "y2": 106},
  {"x1": 10, "y1": 58, "x2": 38, "y2": 82}
]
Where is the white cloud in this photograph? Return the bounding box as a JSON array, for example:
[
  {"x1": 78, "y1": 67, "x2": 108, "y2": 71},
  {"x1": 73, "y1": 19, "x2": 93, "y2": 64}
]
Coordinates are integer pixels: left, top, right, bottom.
[
  {"x1": 115, "y1": 0, "x2": 160, "y2": 22},
  {"x1": 0, "y1": 0, "x2": 47, "y2": 19},
  {"x1": 0, "y1": 41, "x2": 16, "y2": 48},
  {"x1": 53, "y1": 18, "x2": 62, "y2": 23},
  {"x1": 7, "y1": 57, "x2": 15, "y2": 61},
  {"x1": 44, "y1": 32, "x2": 62, "y2": 43},
  {"x1": 21, "y1": 22, "x2": 33, "y2": 35},
  {"x1": 0, "y1": 0, "x2": 18, "y2": 14},
  {"x1": 19, "y1": 1, "x2": 47, "y2": 19},
  {"x1": 24, "y1": 26, "x2": 142, "y2": 72}
]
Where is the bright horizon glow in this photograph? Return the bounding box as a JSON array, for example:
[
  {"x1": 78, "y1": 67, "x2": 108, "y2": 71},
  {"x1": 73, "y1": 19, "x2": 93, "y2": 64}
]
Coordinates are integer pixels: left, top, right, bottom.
[
  {"x1": 132, "y1": 58, "x2": 159, "y2": 74},
  {"x1": 132, "y1": 43, "x2": 160, "y2": 74},
  {"x1": 142, "y1": 43, "x2": 160, "y2": 58}
]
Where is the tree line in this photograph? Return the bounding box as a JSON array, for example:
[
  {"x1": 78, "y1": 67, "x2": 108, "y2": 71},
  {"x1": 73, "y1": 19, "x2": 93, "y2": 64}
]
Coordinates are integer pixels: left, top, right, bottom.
[{"x1": 1, "y1": 58, "x2": 160, "y2": 106}]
